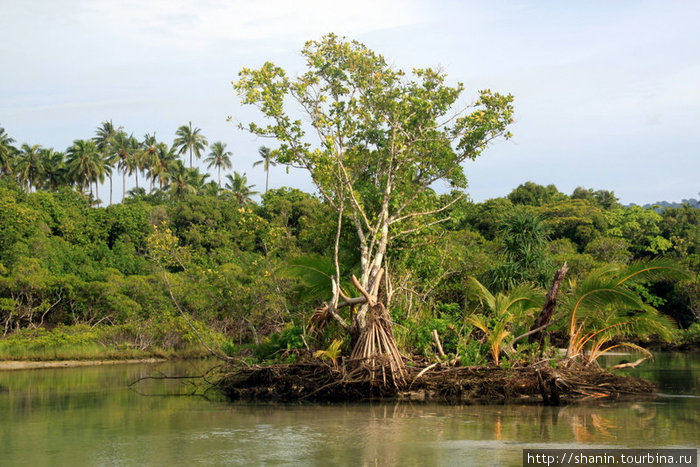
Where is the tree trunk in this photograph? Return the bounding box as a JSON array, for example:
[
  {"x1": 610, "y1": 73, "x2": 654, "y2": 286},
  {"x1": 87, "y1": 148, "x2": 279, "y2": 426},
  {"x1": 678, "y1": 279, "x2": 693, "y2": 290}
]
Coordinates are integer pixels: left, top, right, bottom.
[{"x1": 529, "y1": 262, "x2": 569, "y2": 345}]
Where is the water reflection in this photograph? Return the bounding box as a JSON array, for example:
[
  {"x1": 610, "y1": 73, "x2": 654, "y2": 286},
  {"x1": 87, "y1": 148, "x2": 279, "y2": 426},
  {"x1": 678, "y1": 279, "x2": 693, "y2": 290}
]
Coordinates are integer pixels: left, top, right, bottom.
[{"x1": 0, "y1": 355, "x2": 698, "y2": 466}]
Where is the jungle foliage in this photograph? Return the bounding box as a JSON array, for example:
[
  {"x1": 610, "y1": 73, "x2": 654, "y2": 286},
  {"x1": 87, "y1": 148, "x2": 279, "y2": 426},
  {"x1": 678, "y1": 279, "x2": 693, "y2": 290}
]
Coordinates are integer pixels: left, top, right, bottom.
[{"x1": 0, "y1": 36, "x2": 698, "y2": 365}]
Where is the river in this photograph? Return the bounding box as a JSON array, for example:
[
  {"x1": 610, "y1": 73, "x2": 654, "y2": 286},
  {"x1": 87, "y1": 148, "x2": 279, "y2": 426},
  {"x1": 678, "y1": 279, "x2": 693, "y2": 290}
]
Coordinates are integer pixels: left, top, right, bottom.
[{"x1": 0, "y1": 353, "x2": 698, "y2": 466}]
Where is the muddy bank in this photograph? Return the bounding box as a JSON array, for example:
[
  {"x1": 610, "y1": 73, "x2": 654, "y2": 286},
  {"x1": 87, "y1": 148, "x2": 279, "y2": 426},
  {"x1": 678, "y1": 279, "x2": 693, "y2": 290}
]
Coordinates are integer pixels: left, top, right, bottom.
[
  {"x1": 215, "y1": 362, "x2": 656, "y2": 404},
  {"x1": 0, "y1": 358, "x2": 167, "y2": 371}
]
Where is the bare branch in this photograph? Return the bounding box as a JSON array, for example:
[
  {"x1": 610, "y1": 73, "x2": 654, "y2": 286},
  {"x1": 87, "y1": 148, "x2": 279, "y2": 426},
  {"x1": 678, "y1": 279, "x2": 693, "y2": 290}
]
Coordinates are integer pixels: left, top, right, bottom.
[
  {"x1": 389, "y1": 193, "x2": 463, "y2": 225},
  {"x1": 395, "y1": 216, "x2": 451, "y2": 237}
]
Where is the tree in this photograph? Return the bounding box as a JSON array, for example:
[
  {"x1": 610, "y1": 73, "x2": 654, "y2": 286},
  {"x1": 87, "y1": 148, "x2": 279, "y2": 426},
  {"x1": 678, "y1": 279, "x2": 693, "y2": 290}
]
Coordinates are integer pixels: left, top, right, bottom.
[
  {"x1": 485, "y1": 207, "x2": 553, "y2": 291},
  {"x1": 167, "y1": 160, "x2": 208, "y2": 200},
  {"x1": 66, "y1": 139, "x2": 101, "y2": 198},
  {"x1": 224, "y1": 172, "x2": 258, "y2": 206},
  {"x1": 234, "y1": 34, "x2": 514, "y2": 380},
  {"x1": 0, "y1": 126, "x2": 17, "y2": 177},
  {"x1": 39, "y1": 148, "x2": 67, "y2": 191},
  {"x1": 14, "y1": 144, "x2": 44, "y2": 192},
  {"x1": 93, "y1": 121, "x2": 121, "y2": 204},
  {"x1": 563, "y1": 260, "x2": 688, "y2": 365},
  {"x1": 174, "y1": 122, "x2": 208, "y2": 168},
  {"x1": 149, "y1": 142, "x2": 177, "y2": 191},
  {"x1": 204, "y1": 141, "x2": 233, "y2": 189},
  {"x1": 137, "y1": 133, "x2": 158, "y2": 191},
  {"x1": 571, "y1": 186, "x2": 619, "y2": 210},
  {"x1": 507, "y1": 182, "x2": 566, "y2": 206},
  {"x1": 253, "y1": 146, "x2": 277, "y2": 193},
  {"x1": 112, "y1": 131, "x2": 139, "y2": 203}
]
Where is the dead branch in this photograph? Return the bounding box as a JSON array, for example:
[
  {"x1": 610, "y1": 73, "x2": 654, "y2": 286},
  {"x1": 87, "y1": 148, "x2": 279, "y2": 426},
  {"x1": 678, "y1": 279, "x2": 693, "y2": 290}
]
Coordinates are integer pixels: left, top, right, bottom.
[
  {"x1": 351, "y1": 274, "x2": 375, "y2": 306},
  {"x1": 610, "y1": 357, "x2": 648, "y2": 370},
  {"x1": 432, "y1": 329, "x2": 446, "y2": 358},
  {"x1": 529, "y1": 262, "x2": 569, "y2": 345}
]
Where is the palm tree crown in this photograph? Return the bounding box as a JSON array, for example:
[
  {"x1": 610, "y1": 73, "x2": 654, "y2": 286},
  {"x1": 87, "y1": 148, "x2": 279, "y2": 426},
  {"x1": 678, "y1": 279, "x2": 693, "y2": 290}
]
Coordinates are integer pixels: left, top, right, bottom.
[
  {"x1": 0, "y1": 126, "x2": 17, "y2": 176},
  {"x1": 173, "y1": 122, "x2": 208, "y2": 168},
  {"x1": 224, "y1": 171, "x2": 258, "y2": 206},
  {"x1": 204, "y1": 141, "x2": 233, "y2": 189},
  {"x1": 14, "y1": 143, "x2": 44, "y2": 192},
  {"x1": 252, "y1": 145, "x2": 277, "y2": 193},
  {"x1": 66, "y1": 139, "x2": 102, "y2": 198}
]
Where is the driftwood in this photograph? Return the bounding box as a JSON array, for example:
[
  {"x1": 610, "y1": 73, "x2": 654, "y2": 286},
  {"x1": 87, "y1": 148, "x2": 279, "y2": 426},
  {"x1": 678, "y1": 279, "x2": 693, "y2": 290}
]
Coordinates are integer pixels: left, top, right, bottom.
[{"x1": 610, "y1": 357, "x2": 648, "y2": 370}]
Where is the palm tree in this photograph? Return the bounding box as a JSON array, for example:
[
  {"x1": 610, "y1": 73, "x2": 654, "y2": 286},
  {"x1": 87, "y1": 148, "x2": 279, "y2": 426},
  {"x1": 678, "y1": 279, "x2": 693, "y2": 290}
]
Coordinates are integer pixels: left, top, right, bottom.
[
  {"x1": 0, "y1": 126, "x2": 17, "y2": 177},
  {"x1": 466, "y1": 278, "x2": 543, "y2": 365},
  {"x1": 39, "y1": 148, "x2": 67, "y2": 191},
  {"x1": 252, "y1": 145, "x2": 277, "y2": 193},
  {"x1": 112, "y1": 131, "x2": 139, "y2": 202},
  {"x1": 149, "y1": 142, "x2": 177, "y2": 191},
  {"x1": 224, "y1": 171, "x2": 258, "y2": 206},
  {"x1": 204, "y1": 141, "x2": 233, "y2": 189},
  {"x1": 14, "y1": 144, "x2": 44, "y2": 192},
  {"x1": 93, "y1": 121, "x2": 121, "y2": 204},
  {"x1": 135, "y1": 133, "x2": 159, "y2": 191},
  {"x1": 201, "y1": 180, "x2": 221, "y2": 197},
  {"x1": 173, "y1": 122, "x2": 208, "y2": 168},
  {"x1": 167, "y1": 160, "x2": 198, "y2": 200},
  {"x1": 66, "y1": 139, "x2": 101, "y2": 197},
  {"x1": 563, "y1": 259, "x2": 689, "y2": 365}
]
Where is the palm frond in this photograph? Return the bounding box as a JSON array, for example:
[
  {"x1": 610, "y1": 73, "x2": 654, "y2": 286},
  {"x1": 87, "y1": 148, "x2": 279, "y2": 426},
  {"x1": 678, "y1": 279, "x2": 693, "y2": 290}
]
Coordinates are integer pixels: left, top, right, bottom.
[
  {"x1": 466, "y1": 276, "x2": 496, "y2": 311},
  {"x1": 615, "y1": 258, "x2": 690, "y2": 286}
]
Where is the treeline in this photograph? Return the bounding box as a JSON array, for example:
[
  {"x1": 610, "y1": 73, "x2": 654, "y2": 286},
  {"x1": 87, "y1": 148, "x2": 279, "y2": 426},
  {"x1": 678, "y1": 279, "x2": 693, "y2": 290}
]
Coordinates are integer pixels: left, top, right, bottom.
[
  {"x1": 0, "y1": 125, "x2": 699, "y2": 360},
  {"x1": 0, "y1": 122, "x2": 260, "y2": 206}
]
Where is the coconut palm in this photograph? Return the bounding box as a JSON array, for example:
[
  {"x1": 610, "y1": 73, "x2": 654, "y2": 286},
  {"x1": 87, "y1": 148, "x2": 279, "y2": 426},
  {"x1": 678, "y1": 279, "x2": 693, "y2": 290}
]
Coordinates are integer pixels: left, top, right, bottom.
[
  {"x1": 39, "y1": 148, "x2": 67, "y2": 191},
  {"x1": 66, "y1": 139, "x2": 101, "y2": 197},
  {"x1": 252, "y1": 145, "x2": 277, "y2": 193},
  {"x1": 224, "y1": 171, "x2": 258, "y2": 206},
  {"x1": 93, "y1": 121, "x2": 121, "y2": 204},
  {"x1": 167, "y1": 160, "x2": 199, "y2": 200},
  {"x1": 149, "y1": 142, "x2": 177, "y2": 191},
  {"x1": 14, "y1": 144, "x2": 44, "y2": 192},
  {"x1": 200, "y1": 180, "x2": 221, "y2": 197},
  {"x1": 204, "y1": 141, "x2": 233, "y2": 189},
  {"x1": 136, "y1": 133, "x2": 159, "y2": 191},
  {"x1": 0, "y1": 126, "x2": 17, "y2": 177},
  {"x1": 563, "y1": 259, "x2": 689, "y2": 366},
  {"x1": 112, "y1": 131, "x2": 139, "y2": 202},
  {"x1": 173, "y1": 121, "x2": 208, "y2": 168}
]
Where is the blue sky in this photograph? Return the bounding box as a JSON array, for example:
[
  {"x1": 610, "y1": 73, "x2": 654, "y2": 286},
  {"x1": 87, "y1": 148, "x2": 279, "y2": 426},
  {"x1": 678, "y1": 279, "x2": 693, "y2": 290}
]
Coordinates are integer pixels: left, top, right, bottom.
[{"x1": 1, "y1": 0, "x2": 698, "y2": 204}]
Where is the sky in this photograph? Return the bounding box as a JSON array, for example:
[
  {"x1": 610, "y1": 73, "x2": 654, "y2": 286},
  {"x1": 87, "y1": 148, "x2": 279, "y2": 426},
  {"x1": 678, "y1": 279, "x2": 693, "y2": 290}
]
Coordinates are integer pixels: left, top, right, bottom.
[{"x1": 1, "y1": 0, "x2": 698, "y2": 205}]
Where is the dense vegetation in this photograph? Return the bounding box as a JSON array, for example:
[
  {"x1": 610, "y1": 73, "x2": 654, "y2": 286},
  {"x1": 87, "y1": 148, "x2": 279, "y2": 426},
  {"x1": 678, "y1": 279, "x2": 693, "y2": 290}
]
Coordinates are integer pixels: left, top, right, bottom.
[
  {"x1": 1, "y1": 127, "x2": 697, "y2": 362},
  {"x1": 0, "y1": 37, "x2": 698, "y2": 366}
]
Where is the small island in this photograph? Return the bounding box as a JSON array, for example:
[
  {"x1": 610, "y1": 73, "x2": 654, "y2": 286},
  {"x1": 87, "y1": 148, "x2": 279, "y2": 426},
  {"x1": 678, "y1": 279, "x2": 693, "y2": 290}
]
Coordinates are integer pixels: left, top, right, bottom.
[{"x1": 0, "y1": 36, "x2": 698, "y2": 407}]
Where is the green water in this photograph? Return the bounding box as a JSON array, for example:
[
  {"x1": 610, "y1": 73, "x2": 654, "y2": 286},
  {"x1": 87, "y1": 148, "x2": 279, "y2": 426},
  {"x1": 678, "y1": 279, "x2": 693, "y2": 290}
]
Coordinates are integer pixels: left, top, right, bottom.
[{"x1": 0, "y1": 354, "x2": 698, "y2": 466}]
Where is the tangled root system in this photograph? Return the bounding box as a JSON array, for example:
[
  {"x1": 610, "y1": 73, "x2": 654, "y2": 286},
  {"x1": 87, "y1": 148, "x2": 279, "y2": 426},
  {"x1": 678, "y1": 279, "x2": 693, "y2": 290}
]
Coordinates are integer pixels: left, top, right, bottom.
[{"x1": 214, "y1": 360, "x2": 656, "y2": 404}]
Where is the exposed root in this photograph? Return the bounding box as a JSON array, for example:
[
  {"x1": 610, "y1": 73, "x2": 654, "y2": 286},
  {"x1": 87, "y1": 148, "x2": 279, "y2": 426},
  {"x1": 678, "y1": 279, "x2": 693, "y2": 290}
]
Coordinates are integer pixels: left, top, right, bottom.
[
  {"x1": 215, "y1": 360, "x2": 656, "y2": 404},
  {"x1": 349, "y1": 304, "x2": 407, "y2": 388}
]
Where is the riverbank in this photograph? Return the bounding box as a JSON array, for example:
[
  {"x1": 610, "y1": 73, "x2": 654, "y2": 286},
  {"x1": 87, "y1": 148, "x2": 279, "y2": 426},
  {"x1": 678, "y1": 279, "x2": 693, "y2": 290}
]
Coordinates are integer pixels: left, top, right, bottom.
[
  {"x1": 0, "y1": 322, "x2": 223, "y2": 363},
  {"x1": 0, "y1": 358, "x2": 168, "y2": 371}
]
